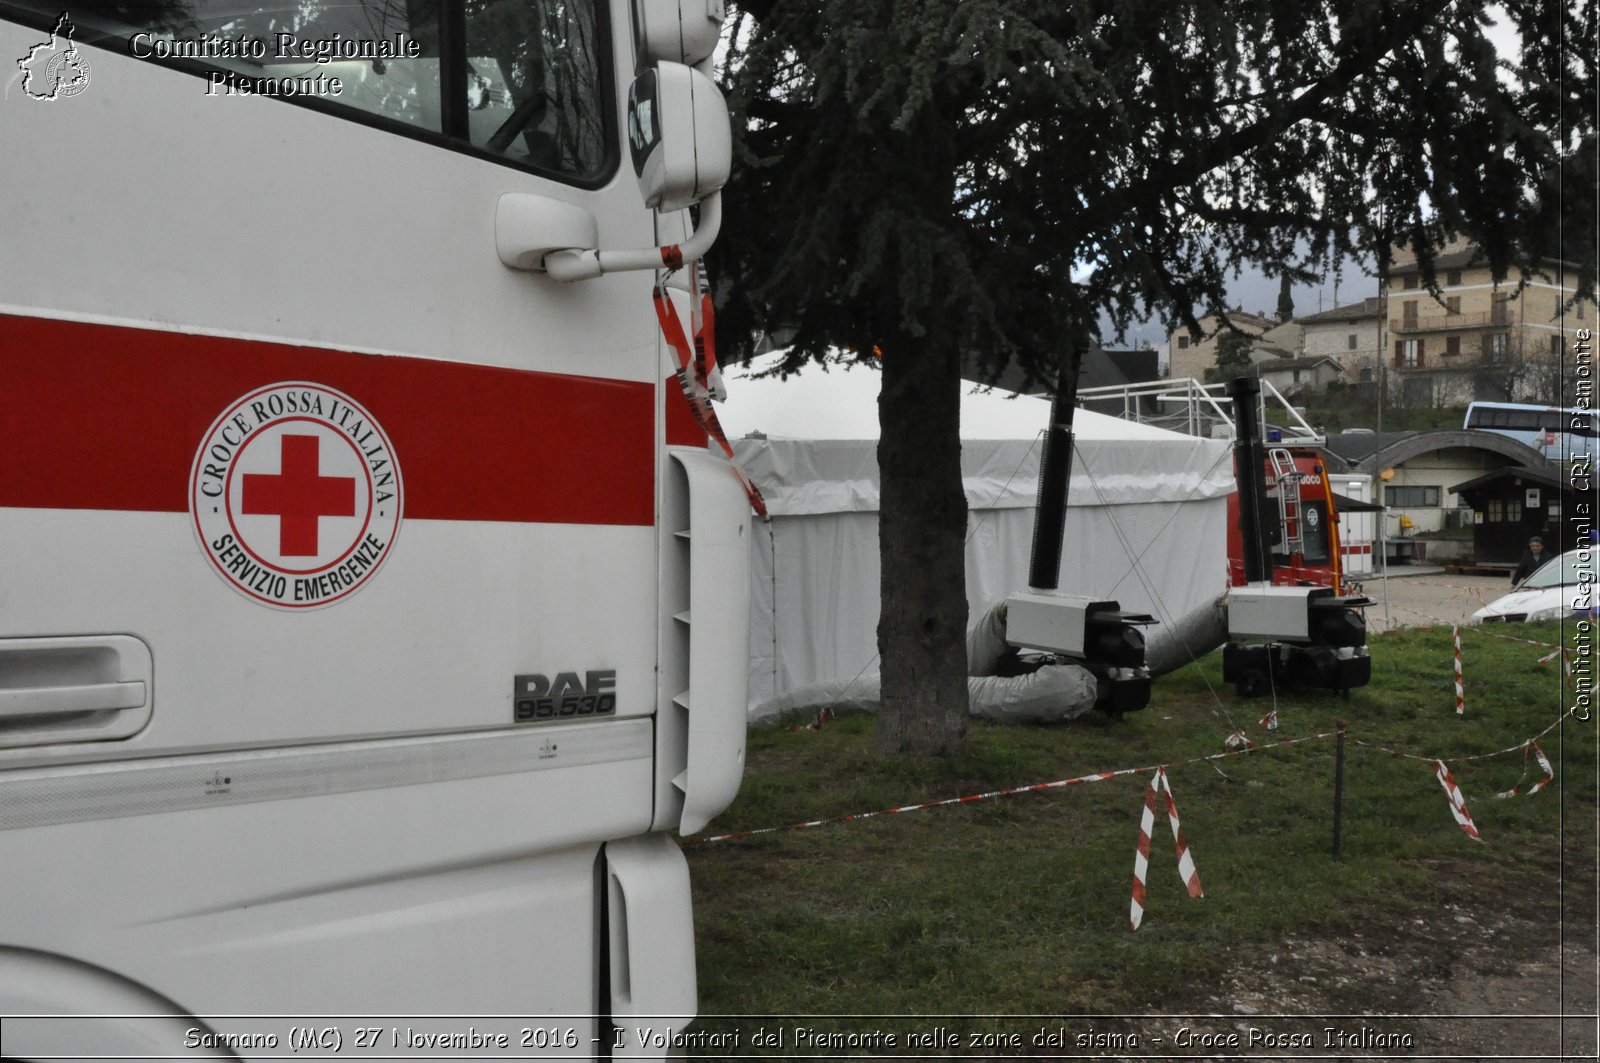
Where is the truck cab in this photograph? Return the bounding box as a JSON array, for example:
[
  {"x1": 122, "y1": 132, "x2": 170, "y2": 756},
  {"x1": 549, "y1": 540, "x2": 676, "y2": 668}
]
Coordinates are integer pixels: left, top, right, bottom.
[{"x1": 0, "y1": 0, "x2": 747, "y2": 1056}]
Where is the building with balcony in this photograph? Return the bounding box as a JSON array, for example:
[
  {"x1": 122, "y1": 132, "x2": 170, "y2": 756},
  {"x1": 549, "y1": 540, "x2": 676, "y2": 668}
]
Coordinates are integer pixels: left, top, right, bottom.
[{"x1": 1383, "y1": 239, "x2": 1592, "y2": 406}]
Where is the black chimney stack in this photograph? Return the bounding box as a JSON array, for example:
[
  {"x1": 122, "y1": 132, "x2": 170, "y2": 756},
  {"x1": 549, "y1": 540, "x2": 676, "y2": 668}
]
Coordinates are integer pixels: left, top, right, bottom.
[
  {"x1": 1027, "y1": 345, "x2": 1085, "y2": 591},
  {"x1": 1228, "y1": 375, "x2": 1275, "y2": 584}
]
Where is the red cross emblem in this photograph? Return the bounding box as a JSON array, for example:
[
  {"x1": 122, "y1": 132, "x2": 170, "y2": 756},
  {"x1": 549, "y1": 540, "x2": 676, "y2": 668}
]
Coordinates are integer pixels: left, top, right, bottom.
[
  {"x1": 194, "y1": 382, "x2": 402, "y2": 608},
  {"x1": 240, "y1": 434, "x2": 356, "y2": 556}
]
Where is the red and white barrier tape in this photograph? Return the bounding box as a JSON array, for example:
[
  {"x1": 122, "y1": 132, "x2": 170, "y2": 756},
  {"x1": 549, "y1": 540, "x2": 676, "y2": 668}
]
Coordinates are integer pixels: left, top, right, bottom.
[
  {"x1": 798, "y1": 706, "x2": 835, "y2": 732},
  {"x1": 1473, "y1": 627, "x2": 1565, "y2": 651},
  {"x1": 688, "y1": 764, "x2": 1146, "y2": 846},
  {"x1": 1354, "y1": 706, "x2": 1576, "y2": 766},
  {"x1": 686, "y1": 733, "x2": 1334, "y2": 847},
  {"x1": 1425, "y1": 613, "x2": 1563, "y2": 651},
  {"x1": 1402, "y1": 612, "x2": 1572, "y2": 684},
  {"x1": 1216, "y1": 710, "x2": 1273, "y2": 756},
  {"x1": 694, "y1": 711, "x2": 1567, "y2": 857},
  {"x1": 1130, "y1": 773, "x2": 1158, "y2": 931},
  {"x1": 1495, "y1": 741, "x2": 1556, "y2": 799},
  {"x1": 1165, "y1": 774, "x2": 1205, "y2": 901},
  {"x1": 652, "y1": 283, "x2": 769, "y2": 518},
  {"x1": 1436, "y1": 583, "x2": 1490, "y2": 607},
  {"x1": 1537, "y1": 647, "x2": 1575, "y2": 676},
  {"x1": 1130, "y1": 766, "x2": 1204, "y2": 930},
  {"x1": 1453, "y1": 626, "x2": 1465, "y2": 716},
  {"x1": 1434, "y1": 759, "x2": 1483, "y2": 842},
  {"x1": 1352, "y1": 712, "x2": 1571, "y2": 840}
]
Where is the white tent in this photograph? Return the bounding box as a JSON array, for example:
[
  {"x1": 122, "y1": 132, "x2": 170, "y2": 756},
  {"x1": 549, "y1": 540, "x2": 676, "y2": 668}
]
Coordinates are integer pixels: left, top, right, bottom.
[{"x1": 720, "y1": 354, "x2": 1236, "y2": 712}]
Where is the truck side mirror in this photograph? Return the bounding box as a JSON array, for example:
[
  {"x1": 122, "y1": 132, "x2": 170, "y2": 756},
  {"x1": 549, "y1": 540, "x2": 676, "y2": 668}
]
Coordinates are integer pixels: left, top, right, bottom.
[
  {"x1": 498, "y1": 62, "x2": 731, "y2": 280},
  {"x1": 634, "y1": 0, "x2": 724, "y2": 68},
  {"x1": 627, "y1": 62, "x2": 731, "y2": 214}
]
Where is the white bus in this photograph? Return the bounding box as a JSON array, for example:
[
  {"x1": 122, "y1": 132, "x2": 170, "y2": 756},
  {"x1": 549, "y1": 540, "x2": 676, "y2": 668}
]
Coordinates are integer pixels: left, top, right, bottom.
[
  {"x1": 0, "y1": 1, "x2": 747, "y2": 1057},
  {"x1": 1464, "y1": 400, "x2": 1599, "y2": 462}
]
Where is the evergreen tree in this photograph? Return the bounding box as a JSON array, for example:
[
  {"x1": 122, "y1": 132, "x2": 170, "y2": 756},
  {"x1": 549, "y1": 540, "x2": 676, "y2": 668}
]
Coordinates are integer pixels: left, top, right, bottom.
[
  {"x1": 715, "y1": 0, "x2": 1596, "y2": 755},
  {"x1": 1276, "y1": 274, "x2": 1296, "y2": 322}
]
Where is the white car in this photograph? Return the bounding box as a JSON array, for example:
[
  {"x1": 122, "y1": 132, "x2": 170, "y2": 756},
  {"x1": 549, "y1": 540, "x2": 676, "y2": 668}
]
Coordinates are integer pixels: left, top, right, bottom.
[{"x1": 1472, "y1": 548, "x2": 1594, "y2": 623}]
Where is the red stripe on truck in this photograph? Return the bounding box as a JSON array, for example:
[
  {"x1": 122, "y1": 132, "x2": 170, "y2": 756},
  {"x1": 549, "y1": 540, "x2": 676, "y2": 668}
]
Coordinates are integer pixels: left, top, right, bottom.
[{"x1": 0, "y1": 314, "x2": 654, "y2": 525}]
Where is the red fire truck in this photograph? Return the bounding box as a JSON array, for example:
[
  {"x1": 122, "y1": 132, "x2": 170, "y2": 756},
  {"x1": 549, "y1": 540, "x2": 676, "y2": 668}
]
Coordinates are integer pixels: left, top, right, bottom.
[{"x1": 1226, "y1": 445, "x2": 1351, "y2": 593}]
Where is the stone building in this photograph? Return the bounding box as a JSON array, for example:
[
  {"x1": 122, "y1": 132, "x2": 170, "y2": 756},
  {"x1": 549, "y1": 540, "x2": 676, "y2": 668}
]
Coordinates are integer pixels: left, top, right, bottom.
[
  {"x1": 1383, "y1": 238, "x2": 1594, "y2": 406},
  {"x1": 1164, "y1": 309, "x2": 1283, "y2": 382},
  {"x1": 1295, "y1": 296, "x2": 1384, "y2": 381},
  {"x1": 1255, "y1": 355, "x2": 1345, "y2": 398}
]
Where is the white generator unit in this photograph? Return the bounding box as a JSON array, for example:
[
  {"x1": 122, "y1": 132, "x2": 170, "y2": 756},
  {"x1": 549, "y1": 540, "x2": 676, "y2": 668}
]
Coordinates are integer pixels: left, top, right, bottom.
[
  {"x1": 1004, "y1": 591, "x2": 1155, "y2": 713},
  {"x1": 1223, "y1": 584, "x2": 1373, "y2": 697}
]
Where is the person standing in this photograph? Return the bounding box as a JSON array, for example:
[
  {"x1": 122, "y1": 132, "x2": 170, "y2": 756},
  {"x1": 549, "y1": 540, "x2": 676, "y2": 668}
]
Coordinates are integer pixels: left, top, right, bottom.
[{"x1": 1512, "y1": 536, "x2": 1549, "y2": 584}]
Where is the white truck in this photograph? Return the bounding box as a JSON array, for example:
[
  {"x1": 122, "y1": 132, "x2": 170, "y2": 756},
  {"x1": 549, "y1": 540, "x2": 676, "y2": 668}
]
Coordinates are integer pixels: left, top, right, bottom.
[{"x1": 0, "y1": 0, "x2": 749, "y2": 1057}]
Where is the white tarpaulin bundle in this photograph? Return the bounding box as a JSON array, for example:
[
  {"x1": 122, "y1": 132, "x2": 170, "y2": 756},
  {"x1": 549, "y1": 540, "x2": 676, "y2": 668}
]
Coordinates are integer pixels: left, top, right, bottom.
[{"x1": 720, "y1": 353, "x2": 1236, "y2": 714}]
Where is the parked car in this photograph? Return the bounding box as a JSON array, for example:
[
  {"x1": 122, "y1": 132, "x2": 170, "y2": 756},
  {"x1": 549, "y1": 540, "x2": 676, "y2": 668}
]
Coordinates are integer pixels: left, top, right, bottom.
[{"x1": 1472, "y1": 548, "x2": 1594, "y2": 623}]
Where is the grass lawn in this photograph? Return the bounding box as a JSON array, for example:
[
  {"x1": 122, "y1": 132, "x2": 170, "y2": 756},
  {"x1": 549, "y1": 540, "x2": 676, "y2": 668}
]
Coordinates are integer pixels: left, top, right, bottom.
[{"x1": 681, "y1": 620, "x2": 1595, "y2": 1051}]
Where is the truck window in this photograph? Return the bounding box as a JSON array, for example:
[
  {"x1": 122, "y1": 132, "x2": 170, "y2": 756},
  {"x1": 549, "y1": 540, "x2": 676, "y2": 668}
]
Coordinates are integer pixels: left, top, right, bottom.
[
  {"x1": 1298, "y1": 500, "x2": 1330, "y2": 564},
  {"x1": 5, "y1": 0, "x2": 611, "y2": 183},
  {"x1": 466, "y1": 0, "x2": 606, "y2": 173}
]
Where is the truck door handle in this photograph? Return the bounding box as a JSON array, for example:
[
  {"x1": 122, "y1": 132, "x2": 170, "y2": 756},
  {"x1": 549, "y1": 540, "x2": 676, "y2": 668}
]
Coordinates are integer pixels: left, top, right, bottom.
[
  {"x1": 0, "y1": 681, "x2": 147, "y2": 719},
  {"x1": 0, "y1": 636, "x2": 154, "y2": 749}
]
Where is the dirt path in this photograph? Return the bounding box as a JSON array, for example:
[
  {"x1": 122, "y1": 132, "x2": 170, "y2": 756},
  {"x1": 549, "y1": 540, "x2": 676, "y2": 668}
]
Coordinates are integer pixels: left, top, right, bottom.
[
  {"x1": 1155, "y1": 858, "x2": 1598, "y2": 1061},
  {"x1": 1139, "y1": 574, "x2": 1600, "y2": 1060},
  {"x1": 1358, "y1": 570, "x2": 1513, "y2": 634}
]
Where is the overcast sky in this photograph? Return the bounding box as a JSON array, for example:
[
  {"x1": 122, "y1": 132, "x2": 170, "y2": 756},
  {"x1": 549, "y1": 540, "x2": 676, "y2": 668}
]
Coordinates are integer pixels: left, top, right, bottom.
[{"x1": 1104, "y1": 258, "x2": 1383, "y2": 351}]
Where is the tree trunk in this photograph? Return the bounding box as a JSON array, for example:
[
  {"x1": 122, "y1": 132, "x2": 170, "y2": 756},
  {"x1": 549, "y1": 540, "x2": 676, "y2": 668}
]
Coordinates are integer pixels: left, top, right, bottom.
[{"x1": 875, "y1": 329, "x2": 970, "y2": 756}]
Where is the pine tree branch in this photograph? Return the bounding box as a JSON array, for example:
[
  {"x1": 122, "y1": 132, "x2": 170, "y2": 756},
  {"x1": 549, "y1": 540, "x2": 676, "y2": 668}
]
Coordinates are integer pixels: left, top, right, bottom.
[{"x1": 1105, "y1": 0, "x2": 1460, "y2": 212}]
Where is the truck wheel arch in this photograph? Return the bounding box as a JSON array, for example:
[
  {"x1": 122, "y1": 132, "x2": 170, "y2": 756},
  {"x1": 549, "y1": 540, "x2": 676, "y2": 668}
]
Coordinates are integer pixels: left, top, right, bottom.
[{"x1": 0, "y1": 948, "x2": 230, "y2": 1060}]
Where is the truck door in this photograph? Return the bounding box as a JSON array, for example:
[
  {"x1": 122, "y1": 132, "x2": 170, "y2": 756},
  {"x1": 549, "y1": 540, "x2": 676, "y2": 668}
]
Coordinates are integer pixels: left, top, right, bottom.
[{"x1": 0, "y1": 0, "x2": 705, "y2": 1049}]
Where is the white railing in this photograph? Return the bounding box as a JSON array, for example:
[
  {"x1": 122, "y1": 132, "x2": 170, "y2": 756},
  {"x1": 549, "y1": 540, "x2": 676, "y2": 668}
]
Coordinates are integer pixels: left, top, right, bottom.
[{"x1": 1077, "y1": 377, "x2": 1324, "y2": 444}]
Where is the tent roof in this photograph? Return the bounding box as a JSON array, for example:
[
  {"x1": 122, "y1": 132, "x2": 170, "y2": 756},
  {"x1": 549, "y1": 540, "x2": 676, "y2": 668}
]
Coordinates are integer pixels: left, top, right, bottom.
[
  {"x1": 719, "y1": 353, "x2": 1189, "y2": 442},
  {"x1": 723, "y1": 354, "x2": 1236, "y2": 516}
]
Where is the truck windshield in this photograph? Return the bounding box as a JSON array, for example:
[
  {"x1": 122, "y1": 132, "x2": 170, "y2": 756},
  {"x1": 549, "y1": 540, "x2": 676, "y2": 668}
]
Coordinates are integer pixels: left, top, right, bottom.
[{"x1": 10, "y1": 0, "x2": 610, "y2": 181}]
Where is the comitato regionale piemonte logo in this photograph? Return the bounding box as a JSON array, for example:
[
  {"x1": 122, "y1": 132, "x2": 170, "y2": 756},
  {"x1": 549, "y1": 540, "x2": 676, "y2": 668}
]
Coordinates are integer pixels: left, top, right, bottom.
[
  {"x1": 15, "y1": 12, "x2": 90, "y2": 100},
  {"x1": 191, "y1": 382, "x2": 403, "y2": 609}
]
